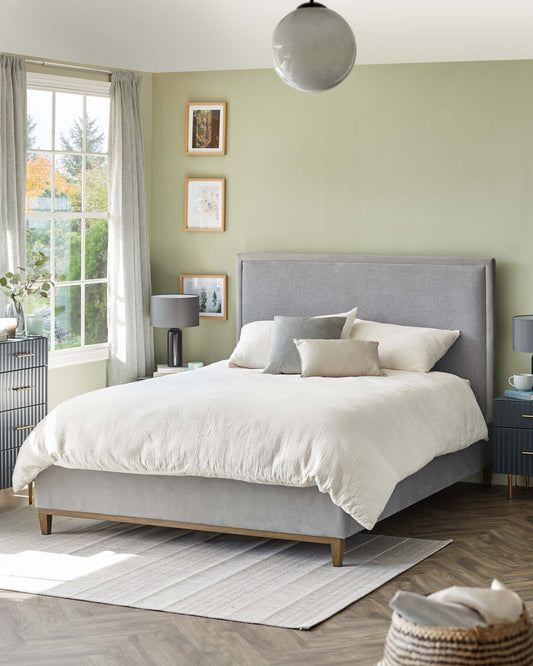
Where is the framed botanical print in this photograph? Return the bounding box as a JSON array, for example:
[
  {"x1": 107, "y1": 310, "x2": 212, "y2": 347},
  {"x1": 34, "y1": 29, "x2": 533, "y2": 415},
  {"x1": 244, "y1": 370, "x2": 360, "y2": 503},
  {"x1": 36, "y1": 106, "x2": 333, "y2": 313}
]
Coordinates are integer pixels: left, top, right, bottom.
[
  {"x1": 180, "y1": 274, "x2": 228, "y2": 320},
  {"x1": 185, "y1": 102, "x2": 227, "y2": 155},
  {"x1": 184, "y1": 178, "x2": 226, "y2": 232}
]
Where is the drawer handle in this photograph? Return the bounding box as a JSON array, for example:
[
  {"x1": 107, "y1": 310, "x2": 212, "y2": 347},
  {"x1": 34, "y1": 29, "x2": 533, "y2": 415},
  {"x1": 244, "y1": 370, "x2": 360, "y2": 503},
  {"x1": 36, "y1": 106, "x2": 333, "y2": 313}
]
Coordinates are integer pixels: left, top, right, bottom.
[
  {"x1": 13, "y1": 386, "x2": 35, "y2": 392},
  {"x1": 15, "y1": 424, "x2": 35, "y2": 431},
  {"x1": 522, "y1": 452, "x2": 533, "y2": 456},
  {"x1": 523, "y1": 415, "x2": 533, "y2": 419},
  {"x1": 16, "y1": 353, "x2": 35, "y2": 358}
]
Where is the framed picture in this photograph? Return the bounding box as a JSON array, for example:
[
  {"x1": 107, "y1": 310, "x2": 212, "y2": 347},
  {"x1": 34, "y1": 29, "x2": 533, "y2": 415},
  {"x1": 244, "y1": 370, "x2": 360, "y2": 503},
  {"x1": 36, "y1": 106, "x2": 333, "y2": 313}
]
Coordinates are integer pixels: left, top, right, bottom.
[
  {"x1": 185, "y1": 102, "x2": 227, "y2": 155},
  {"x1": 180, "y1": 274, "x2": 228, "y2": 320},
  {"x1": 184, "y1": 178, "x2": 226, "y2": 232}
]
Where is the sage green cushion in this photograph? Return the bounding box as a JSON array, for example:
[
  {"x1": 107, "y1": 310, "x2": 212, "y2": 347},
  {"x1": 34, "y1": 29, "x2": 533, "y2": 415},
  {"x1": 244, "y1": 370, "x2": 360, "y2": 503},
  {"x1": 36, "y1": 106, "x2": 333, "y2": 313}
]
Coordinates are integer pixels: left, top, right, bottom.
[{"x1": 263, "y1": 315, "x2": 346, "y2": 375}]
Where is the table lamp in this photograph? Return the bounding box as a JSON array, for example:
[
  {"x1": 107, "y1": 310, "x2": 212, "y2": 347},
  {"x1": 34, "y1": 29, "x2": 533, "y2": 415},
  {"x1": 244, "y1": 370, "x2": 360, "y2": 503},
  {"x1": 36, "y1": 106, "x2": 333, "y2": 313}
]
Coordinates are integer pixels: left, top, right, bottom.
[
  {"x1": 151, "y1": 294, "x2": 199, "y2": 367},
  {"x1": 513, "y1": 315, "x2": 533, "y2": 373}
]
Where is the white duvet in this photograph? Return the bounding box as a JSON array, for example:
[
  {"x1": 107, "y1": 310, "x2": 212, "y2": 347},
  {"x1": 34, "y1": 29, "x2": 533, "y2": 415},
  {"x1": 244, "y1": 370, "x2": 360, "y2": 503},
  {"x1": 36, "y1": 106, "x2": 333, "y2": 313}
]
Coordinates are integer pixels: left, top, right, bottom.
[{"x1": 13, "y1": 362, "x2": 487, "y2": 530}]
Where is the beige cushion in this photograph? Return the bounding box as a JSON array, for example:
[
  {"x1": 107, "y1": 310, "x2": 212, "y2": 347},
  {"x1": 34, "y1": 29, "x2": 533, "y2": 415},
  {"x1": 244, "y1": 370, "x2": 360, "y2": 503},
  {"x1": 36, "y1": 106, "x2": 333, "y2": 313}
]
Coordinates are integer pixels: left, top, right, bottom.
[
  {"x1": 294, "y1": 339, "x2": 385, "y2": 378},
  {"x1": 350, "y1": 319, "x2": 460, "y2": 373},
  {"x1": 229, "y1": 307, "x2": 358, "y2": 369}
]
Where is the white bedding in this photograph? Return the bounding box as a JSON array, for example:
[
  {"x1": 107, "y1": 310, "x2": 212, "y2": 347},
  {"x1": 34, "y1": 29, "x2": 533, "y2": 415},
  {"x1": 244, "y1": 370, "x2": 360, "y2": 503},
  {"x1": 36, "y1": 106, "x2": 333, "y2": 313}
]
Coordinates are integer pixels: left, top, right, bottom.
[{"x1": 13, "y1": 362, "x2": 487, "y2": 530}]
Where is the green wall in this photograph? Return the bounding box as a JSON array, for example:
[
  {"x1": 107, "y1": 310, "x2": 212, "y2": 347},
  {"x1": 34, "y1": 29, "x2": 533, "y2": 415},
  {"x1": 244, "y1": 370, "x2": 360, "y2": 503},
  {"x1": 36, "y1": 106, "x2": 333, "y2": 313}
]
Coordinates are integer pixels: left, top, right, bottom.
[{"x1": 151, "y1": 61, "x2": 533, "y2": 395}]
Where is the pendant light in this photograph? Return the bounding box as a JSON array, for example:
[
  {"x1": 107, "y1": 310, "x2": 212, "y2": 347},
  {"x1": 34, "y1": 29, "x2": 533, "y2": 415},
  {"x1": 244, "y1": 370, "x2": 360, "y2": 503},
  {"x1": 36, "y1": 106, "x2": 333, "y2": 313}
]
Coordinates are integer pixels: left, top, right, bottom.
[{"x1": 272, "y1": 1, "x2": 356, "y2": 93}]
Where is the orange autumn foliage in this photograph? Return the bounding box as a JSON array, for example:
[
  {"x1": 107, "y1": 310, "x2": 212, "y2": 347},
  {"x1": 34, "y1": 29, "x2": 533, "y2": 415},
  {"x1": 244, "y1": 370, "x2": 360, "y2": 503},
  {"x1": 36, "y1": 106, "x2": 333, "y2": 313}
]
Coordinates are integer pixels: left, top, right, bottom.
[{"x1": 25, "y1": 155, "x2": 81, "y2": 211}]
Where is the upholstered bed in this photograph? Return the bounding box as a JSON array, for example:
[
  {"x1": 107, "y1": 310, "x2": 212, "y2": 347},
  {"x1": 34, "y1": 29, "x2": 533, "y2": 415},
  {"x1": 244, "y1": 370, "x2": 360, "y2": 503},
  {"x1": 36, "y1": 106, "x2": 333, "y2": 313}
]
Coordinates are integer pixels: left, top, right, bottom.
[{"x1": 24, "y1": 253, "x2": 494, "y2": 566}]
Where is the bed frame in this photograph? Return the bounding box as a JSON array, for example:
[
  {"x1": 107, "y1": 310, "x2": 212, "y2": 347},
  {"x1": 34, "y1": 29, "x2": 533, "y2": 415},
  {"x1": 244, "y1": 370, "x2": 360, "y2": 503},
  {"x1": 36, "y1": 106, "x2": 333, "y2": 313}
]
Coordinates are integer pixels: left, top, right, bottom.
[{"x1": 35, "y1": 254, "x2": 495, "y2": 566}]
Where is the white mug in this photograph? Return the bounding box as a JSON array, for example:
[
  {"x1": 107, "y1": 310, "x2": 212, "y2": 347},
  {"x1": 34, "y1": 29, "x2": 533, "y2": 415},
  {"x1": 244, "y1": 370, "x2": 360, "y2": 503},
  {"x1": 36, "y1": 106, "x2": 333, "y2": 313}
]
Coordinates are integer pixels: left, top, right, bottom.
[{"x1": 508, "y1": 374, "x2": 533, "y2": 391}]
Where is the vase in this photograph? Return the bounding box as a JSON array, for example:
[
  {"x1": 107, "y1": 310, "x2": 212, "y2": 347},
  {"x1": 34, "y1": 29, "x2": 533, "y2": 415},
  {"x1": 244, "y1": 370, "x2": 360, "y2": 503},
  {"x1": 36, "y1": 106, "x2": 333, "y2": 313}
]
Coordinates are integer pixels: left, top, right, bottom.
[{"x1": 5, "y1": 299, "x2": 26, "y2": 337}]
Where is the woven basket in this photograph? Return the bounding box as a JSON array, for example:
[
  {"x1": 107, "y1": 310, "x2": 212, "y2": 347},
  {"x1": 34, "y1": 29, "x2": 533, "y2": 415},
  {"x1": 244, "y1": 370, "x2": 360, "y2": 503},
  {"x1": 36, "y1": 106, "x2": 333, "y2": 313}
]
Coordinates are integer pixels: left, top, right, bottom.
[{"x1": 379, "y1": 608, "x2": 533, "y2": 666}]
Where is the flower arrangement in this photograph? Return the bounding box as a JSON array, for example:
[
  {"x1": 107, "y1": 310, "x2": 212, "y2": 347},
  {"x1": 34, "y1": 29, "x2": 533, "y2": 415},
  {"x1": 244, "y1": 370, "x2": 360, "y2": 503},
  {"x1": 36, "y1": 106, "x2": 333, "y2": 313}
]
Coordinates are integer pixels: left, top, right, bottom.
[
  {"x1": 0, "y1": 253, "x2": 53, "y2": 336},
  {"x1": 1, "y1": 253, "x2": 53, "y2": 303}
]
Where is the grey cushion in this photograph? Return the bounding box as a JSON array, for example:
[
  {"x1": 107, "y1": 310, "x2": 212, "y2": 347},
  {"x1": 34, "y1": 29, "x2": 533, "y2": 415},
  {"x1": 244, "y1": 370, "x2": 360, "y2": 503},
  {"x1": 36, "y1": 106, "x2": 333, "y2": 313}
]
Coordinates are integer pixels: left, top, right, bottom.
[{"x1": 263, "y1": 315, "x2": 346, "y2": 375}]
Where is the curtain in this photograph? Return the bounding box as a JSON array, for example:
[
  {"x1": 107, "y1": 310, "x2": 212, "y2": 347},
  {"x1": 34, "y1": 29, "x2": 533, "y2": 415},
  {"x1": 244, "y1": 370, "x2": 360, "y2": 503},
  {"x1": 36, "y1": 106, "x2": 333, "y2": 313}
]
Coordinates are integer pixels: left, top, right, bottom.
[
  {"x1": 0, "y1": 54, "x2": 26, "y2": 285},
  {"x1": 108, "y1": 71, "x2": 154, "y2": 384}
]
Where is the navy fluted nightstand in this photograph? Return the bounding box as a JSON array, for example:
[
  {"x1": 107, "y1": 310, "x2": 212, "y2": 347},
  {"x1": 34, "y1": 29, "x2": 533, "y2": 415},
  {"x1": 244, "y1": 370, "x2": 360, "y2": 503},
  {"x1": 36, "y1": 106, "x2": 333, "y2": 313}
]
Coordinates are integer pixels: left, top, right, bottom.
[{"x1": 493, "y1": 396, "x2": 533, "y2": 499}]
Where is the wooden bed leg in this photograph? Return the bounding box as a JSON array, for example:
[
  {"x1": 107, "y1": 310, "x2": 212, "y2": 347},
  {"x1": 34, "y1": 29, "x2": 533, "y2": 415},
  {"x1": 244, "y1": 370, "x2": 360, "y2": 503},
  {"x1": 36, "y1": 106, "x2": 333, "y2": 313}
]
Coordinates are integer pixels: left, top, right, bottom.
[
  {"x1": 28, "y1": 482, "x2": 33, "y2": 505},
  {"x1": 331, "y1": 539, "x2": 345, "y2": 567},
  {"x1": 482, "y1": 467, "x2": 492, "y2": 487},
  {"x1": 39, "y1": 512, "x2": 52, "y2": 535}
]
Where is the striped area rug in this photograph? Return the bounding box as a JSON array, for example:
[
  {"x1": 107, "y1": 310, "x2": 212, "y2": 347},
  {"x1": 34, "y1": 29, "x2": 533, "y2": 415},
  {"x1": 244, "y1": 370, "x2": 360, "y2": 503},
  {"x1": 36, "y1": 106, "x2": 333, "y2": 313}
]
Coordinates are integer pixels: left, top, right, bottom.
[{"x1": 0, "y1": 507, "x2": 450, "y2": 629}]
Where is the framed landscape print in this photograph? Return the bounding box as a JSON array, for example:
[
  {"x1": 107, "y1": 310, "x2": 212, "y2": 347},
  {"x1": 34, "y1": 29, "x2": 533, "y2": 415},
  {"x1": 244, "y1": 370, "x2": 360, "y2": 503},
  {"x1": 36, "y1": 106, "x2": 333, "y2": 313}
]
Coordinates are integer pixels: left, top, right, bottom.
[
  {"x1": 180, "y1": 274, "x2": 228, "y2": 320},
  {"x1": 185, "y1": 102, "x2": 227, "y2": 155},
  {"x1": 184, "y1": 178, "x2": 226, "y2": 232}
]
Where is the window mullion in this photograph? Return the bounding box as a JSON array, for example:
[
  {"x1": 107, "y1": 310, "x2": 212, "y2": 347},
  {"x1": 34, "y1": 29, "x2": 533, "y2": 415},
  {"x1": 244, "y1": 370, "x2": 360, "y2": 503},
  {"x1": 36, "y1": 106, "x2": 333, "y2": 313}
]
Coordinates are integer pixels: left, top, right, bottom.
[
  {"x1": 81, "y1": 218, "x2": 86, "y2": 349},
  {"x1": 80, "y1": 94, "x2": 87, "y2": 348},
  {"x1": 50, "y1": 90, "x2": 56, "y2": 353}
]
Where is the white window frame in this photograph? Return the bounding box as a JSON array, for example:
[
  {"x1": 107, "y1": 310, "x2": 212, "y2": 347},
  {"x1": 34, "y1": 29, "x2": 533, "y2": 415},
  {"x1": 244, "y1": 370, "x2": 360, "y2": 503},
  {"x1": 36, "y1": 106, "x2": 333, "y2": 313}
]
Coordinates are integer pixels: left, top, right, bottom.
[{"x1": 26, "y1": 73, "x2": 111, "y2": 368}]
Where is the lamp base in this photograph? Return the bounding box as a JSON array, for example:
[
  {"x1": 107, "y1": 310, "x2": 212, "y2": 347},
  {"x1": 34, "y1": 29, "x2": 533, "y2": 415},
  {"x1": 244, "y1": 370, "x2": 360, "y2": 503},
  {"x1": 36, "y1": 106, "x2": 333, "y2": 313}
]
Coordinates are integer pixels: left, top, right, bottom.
[{"x1": 167, "y1": 328, "x2": 183, "y2": 367}]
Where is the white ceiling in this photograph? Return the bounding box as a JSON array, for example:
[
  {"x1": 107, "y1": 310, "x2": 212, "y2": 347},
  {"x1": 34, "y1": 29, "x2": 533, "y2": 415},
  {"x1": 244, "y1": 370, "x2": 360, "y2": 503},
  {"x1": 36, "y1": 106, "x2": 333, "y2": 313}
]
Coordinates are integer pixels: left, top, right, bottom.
[{"x1": 3, "y1": 0, "x2": 533, "y2": 73}]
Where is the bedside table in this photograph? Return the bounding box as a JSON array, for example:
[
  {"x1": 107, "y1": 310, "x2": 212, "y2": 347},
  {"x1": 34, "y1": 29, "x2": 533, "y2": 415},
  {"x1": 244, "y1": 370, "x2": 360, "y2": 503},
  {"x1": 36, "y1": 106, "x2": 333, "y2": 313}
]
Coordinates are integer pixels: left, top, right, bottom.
[
  {"x1": 493, "y1": 396, "x2": 533, "y2": 499},
  {"x1": 138, "y1": 363, "x2": 204, "y2": 380}
]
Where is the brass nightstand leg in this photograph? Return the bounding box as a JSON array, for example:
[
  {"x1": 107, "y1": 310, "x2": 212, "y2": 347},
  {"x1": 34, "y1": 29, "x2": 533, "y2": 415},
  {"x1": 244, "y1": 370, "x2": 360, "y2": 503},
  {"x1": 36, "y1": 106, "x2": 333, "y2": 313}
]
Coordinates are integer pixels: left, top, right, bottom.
[{"x1": 508, "y1": 475, "x2": 513, "y2": 500}]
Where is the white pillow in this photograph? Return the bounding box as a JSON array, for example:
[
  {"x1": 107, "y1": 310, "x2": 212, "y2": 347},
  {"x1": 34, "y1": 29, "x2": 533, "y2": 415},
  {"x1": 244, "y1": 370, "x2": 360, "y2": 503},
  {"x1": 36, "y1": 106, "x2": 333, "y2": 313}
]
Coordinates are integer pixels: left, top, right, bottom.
[
  {"x1": 350, "y1": 319, "x2": 459, "y2": 373},
  {"x1": 294, "y1": 339, "x2": 385, "y2": 378},
  {"x1": 229, "y1": 307, "x2": 358, "y2": 369},
  {"x1": 229, "y1": 320, "x2": 275, "y2": 369}
]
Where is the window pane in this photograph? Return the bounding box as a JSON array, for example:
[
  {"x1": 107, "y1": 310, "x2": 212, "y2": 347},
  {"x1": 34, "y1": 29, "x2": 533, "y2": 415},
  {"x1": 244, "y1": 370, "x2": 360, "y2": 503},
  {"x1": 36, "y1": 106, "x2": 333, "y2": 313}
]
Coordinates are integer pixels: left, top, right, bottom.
[
  {"x1": 55, "y1": 285, "x2": 81, "y2": 349},
  {"x1": 27, "y1": 292, "x2": 51, "y2": 350},
  {"x1": 26, "y1": 219, "x2": 51, "y2": 271},
  {"x1": 85, "y1": 156, "x2": 108, "y2": 212},
  {"x1": 27, "y1": 89, "x2": 52, "y2": 150},
  {"x1": 26, "y1": 152, "x2": 52, "y2": 211},
  {"x1": 85, "y1": 218, "x2": 108, "y2": 279},
  {"x1": 55, "y1": 154, "x2": 82, "y2": 212},
  {"x1": 54, "y1": 219, "x2": 81, "y2": 282},
  {"x1": 55, "y1": 92, "x2": 83, "y2": 151},
  {"x1": 86, "y1": 96, "x2": 109, "y2": 153},
  {"x1": 85, "y1": 283, "x2": 107, "y2": 345}
]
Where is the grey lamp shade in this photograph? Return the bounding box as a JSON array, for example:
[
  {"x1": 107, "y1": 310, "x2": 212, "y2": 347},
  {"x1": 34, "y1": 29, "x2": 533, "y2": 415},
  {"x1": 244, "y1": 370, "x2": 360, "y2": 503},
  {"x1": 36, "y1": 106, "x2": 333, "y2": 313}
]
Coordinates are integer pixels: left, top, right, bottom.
[
  {"x1": 151, "y1": 294, "x2": 199, "y2": 329},
  {"x1": 272, "y1": 2, "x2": 356, "y2": 92},
  {"x1": 513, "y1": 315, "x2": 533, "y2": 352}
]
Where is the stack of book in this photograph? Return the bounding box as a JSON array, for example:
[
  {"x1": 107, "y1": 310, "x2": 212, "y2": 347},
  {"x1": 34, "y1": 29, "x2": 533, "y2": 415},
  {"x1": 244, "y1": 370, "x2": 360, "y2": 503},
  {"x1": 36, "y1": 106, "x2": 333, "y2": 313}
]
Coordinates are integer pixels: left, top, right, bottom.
[
  {"x1": 153, "y1": 364, "x2": 189, "y2": 378},
  {"x1": 0, "y1": 329, "x2": 7, "y2": 342},
  {"x1": 505, "y1": 389, "x2": 533, "y2": 401}
]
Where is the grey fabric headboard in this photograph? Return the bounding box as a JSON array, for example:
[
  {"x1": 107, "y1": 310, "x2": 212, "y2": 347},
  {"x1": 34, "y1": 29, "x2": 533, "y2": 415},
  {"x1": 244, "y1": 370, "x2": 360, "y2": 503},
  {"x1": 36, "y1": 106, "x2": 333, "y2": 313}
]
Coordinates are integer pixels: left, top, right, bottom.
[{"x1": 236, "y1": 253, "x2": 495, "y2": 421}]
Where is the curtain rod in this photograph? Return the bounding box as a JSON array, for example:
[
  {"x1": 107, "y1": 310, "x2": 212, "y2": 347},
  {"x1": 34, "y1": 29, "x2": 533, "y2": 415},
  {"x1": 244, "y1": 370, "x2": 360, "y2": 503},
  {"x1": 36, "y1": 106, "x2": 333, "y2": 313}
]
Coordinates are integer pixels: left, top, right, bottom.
[{"x1": 25, "y1": 58, "x2": 112, "y2": 77}]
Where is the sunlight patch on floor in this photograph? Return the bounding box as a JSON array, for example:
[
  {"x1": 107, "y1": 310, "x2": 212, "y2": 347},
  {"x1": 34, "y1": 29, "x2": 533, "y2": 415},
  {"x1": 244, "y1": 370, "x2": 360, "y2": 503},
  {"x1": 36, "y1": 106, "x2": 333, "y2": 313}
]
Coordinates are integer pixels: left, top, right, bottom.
[{"x1": 0, "y1": 550, "x2": 135, "y2": 592}]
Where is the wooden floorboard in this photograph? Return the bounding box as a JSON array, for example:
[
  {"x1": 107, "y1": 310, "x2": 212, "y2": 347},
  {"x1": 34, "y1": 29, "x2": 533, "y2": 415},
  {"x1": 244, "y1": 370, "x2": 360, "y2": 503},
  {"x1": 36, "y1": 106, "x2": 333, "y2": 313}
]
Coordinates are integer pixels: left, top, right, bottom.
[{"x1": 0, "y1": 483, "x2": 532, "y2": 665}]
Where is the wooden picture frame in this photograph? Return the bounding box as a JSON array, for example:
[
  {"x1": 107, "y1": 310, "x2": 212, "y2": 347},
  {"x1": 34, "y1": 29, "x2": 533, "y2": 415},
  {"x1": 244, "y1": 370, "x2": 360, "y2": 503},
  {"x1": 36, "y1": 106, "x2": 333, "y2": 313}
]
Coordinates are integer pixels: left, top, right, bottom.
[
  {"x1": 180, "y1": 274, "x2": 228, "y2": 320},
  {"x1": 184, "y1": 178, "x2": 226, "y2": 232},
  {"x1": 185, "y1": 102, "x2": 227, "y2": 155}
]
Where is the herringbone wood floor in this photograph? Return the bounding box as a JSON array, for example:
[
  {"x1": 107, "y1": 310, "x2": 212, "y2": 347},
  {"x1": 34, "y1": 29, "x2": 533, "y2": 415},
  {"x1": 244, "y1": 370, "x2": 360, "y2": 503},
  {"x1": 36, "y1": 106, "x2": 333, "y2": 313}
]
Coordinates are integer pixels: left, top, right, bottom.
[{"x1": 0, "y1": 482, "x2": 532, "y2": 666}]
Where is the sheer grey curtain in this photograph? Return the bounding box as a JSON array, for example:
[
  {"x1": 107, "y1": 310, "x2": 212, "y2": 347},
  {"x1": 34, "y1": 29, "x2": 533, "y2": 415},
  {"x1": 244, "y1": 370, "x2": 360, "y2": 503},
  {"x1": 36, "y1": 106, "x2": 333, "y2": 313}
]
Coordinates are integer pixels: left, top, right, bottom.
[
  {"x1": 108, "y1": 71, "x2": 154, "y2": 384},
  {"x1": 0, "y1": 54, "x2": 26, "y2": 283}
]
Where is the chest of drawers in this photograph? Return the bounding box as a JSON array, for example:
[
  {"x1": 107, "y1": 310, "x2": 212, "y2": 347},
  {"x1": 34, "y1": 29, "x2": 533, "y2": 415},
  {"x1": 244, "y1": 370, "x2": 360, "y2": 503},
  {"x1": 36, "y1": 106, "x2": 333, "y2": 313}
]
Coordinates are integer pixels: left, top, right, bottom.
[{"x1": 0, "y1": 336, "x2": 47, "y2": 489}]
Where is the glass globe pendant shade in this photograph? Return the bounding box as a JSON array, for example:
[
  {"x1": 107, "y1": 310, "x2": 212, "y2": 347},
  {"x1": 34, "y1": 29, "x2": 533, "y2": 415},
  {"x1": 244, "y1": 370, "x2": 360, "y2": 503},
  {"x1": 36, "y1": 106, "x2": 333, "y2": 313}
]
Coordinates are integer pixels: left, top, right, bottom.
[{"x1": 273, "y1": 1, "x2": 356, "y2": 92}]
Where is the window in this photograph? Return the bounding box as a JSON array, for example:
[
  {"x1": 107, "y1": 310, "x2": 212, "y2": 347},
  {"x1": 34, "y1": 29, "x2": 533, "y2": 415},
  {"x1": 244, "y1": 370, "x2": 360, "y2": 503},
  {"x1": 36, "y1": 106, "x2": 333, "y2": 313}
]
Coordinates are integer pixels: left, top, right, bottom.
[{"x1": 25, "y1": 73, "x2": 111, "y2": 366}]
